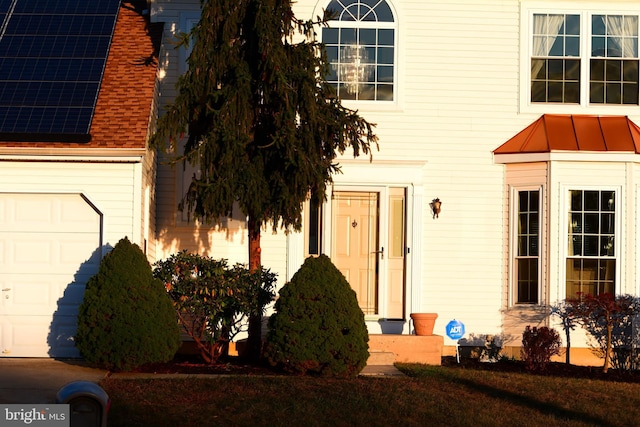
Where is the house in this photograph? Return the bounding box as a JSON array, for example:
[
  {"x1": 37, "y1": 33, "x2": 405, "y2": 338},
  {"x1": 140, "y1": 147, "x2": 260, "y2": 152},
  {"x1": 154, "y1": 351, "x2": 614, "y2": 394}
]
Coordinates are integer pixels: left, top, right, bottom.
[
  {"x1": 0, "y1": 0, "x2": 161, "y2": 357},
  {"x1": 150, "y1": 0, "x2": 640, "y2": 365},
  {"x1": 3, "y1": 0, "x2": 640, "y2": 364}
]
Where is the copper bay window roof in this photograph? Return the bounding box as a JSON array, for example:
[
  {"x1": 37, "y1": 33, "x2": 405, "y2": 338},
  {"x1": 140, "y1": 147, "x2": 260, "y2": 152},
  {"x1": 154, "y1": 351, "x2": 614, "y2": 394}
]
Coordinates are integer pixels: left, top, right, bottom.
[{"x1": 493, "y1": 114, "x2": 640, "y2": 155}]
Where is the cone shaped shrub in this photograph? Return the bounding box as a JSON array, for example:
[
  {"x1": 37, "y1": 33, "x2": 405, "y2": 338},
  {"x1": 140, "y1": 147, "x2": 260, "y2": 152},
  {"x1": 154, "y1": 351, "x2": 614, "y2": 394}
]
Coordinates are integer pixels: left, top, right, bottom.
[
  {"x1": 75, "y1": 237, "x2": 180, "y2": 371},
  {"x1": 265, "y1": 255, "x2": 369, "y2": 377}
]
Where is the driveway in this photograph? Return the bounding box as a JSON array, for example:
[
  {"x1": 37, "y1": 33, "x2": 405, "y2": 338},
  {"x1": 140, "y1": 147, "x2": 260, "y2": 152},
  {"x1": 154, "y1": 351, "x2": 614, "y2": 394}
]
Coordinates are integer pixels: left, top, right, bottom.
[{"x1": 0, "y1": 358, "x2": 108, "y2": 404}]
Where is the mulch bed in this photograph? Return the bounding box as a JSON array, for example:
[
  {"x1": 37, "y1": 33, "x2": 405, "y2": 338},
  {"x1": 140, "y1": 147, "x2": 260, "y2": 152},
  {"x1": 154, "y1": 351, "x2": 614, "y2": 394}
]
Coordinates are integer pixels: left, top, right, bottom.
[
  {"x1": 131, "y1": 354, "x2": 281, "y2": 376},
  {"x1": 441, "y1": 356, "x2": 640, "y2": 383},
  {"x1": 128, "y1": 353, "x2": 640, "y2": 382}
]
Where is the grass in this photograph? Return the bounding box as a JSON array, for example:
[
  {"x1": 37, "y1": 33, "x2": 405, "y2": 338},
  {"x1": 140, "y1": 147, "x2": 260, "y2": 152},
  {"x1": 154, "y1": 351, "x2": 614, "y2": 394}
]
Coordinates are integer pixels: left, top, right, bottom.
[{"x1": 100, "y1": 363, "x2": 640, "y2": 427}]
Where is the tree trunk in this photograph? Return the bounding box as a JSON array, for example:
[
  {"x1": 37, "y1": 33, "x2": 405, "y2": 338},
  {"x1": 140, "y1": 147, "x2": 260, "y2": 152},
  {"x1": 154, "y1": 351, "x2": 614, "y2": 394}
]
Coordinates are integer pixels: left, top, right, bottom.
[
  {"x1": 565, "y1": 330, "x2": 571, "y2": 365},
  {"x1": 604, "y1": 321, "x2": 612, "y2": 374},
  {"x1": 246, "y1": 216, "x2": 262, "y2": 360}
]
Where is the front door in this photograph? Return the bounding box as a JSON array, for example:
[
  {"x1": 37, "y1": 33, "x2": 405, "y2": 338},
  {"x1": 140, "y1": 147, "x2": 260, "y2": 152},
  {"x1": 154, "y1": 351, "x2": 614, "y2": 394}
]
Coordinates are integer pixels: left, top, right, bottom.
[{"x1": 331, "y1": 189, "x2": 406, "y2": 318}]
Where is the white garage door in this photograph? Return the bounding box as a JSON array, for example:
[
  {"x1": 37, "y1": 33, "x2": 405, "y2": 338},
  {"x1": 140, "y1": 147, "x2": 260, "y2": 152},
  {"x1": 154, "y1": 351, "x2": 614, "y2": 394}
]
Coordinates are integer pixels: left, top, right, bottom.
[{"x1": 0, "y1": 193, "x2": 101, "y2": 357}]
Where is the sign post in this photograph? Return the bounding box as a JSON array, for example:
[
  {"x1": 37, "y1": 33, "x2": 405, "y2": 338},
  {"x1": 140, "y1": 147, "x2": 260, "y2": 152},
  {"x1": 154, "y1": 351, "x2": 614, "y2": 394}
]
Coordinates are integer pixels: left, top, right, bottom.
[{"x1": 445, "y1": 319, "x2": 465, "y2": 363}]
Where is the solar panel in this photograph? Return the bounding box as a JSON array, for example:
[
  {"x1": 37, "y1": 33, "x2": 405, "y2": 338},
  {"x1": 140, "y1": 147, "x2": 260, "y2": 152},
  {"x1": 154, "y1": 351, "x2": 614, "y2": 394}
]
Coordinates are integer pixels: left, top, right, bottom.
[{"x1": 0, "y1": 0, "x2": 121, "y2": 142}]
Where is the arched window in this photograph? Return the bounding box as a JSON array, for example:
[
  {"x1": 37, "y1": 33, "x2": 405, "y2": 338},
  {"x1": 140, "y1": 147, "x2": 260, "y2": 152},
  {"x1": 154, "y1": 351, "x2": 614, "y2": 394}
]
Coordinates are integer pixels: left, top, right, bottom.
[{"x1": 322, "y1": 0, "x2": 396, "y2": 101}]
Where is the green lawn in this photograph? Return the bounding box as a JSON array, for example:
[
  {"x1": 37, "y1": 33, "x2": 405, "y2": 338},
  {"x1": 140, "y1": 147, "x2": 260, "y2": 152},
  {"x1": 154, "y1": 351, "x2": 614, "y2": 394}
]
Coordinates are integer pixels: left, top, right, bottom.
[{"x1": 101, "y1": 363, "x2": 640, "y2": 427}]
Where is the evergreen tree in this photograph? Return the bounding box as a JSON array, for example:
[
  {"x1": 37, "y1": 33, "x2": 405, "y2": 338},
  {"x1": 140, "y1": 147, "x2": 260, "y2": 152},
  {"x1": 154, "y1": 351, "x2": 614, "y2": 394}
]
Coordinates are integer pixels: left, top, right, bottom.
[{"x1": 151, "y1": 0, "x2": 377, "y2": 357}]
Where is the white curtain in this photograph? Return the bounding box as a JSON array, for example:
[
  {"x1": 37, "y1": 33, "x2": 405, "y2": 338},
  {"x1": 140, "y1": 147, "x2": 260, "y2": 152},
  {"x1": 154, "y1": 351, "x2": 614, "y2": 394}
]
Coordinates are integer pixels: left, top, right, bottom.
[
  {"x1": 531, "y1": 14, "x2": 565, "y2": 79},
  {"x1": 602, "y1": 15, "x2": 638, "y2": 58}
]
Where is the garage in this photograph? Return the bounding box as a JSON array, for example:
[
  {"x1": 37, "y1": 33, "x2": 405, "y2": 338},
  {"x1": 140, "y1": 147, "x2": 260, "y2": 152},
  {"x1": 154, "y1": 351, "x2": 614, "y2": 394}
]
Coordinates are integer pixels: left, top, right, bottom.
[{"x1": 0, "y1": 193, "x2": 102, "y2": 357}]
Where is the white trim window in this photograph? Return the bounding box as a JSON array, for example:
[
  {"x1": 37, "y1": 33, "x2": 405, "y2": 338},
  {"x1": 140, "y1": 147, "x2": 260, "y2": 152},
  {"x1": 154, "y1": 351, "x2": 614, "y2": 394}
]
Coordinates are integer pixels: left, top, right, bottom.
[
  {"x1": 514, "y1": 189, "x2": 541, "y2": 304},
  {"x1": 566, "y1": 189, "x2": 616, "y2": 299},
  {"x1": 522, "y1": 6, "x2": 640, "y2": 111},
  {"x1": 322, "y1": 0, "x2": 396, "y2": 101}
]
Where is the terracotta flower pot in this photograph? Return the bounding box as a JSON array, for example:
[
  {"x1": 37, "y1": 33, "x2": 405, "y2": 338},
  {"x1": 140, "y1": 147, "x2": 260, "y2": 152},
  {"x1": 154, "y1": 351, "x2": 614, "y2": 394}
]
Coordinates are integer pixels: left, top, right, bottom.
[{"x1": 410, "y1": 313, "x2": 438, "y2": 336}]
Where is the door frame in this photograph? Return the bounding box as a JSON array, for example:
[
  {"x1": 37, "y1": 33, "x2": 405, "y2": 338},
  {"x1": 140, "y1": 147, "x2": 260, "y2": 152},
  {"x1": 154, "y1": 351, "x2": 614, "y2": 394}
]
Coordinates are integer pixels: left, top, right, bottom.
[{"x1": 287, "y1": 160, "x2": 426, "y2": 334}]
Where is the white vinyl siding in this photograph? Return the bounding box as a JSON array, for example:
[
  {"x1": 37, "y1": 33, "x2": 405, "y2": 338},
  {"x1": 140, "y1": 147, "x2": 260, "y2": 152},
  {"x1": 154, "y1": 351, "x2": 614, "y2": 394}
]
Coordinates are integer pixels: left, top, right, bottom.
[{"x1": 0, "y1": 161, "x2": 140, "y2": 247}]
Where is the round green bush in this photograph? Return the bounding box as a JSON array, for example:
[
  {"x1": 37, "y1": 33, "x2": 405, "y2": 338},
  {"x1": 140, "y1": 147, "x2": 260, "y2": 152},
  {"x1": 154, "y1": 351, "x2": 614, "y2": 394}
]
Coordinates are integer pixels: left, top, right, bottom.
[
  {"x1": 264, "y1": 255, "x2": 369, "y2": 377},
  {"x1": 75, "y1": 237, "x2": 180, "y2": 371}
]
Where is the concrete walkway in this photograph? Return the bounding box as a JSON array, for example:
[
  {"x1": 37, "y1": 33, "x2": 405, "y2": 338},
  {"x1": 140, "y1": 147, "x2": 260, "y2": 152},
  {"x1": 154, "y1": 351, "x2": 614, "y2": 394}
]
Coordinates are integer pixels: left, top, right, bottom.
[{"x1": 0, "y1": 358, "x2": 403, "y2": 404}]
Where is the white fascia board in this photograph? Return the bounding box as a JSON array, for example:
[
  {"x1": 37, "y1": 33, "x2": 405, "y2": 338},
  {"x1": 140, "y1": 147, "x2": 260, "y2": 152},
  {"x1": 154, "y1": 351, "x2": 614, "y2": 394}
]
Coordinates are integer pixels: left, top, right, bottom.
[
  {"x1": 0, "y1": 148, "x2": 146, "y2": 163},
  {"x1": 494, "y1": 151, "x2": 640, "y2": 164}
]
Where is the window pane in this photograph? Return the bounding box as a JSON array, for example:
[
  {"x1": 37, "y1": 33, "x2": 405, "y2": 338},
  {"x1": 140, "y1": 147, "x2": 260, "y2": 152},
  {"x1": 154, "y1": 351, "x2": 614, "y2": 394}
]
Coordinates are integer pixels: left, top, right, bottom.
[
  {"x1": 549, "y1": 35, "x2": 565, "y2": 56},
  {"x1": 532, "y1": 59, "x2": 547, "y2": 79},
  {"x1": 359, "y1": 28, "x2": 376, "y2": 45},
  {"x1": 517, "y1": 258, "x2": 539, "y2": 304},
  {"x1": 531, "y1": 81, "x2": 546, "y2": 102},
  {"x1": 592, "y1": 15, "x2": 606, "y2": 36},
  {"x1": 590, "y1": 81, "x2": 605, "y2": 103},
  {"x1": 377, "y1": 65, "x2": 393, "y2": 82},
  {"x1": 570, "y1": 190, "x2": 582, "y2": 210},
  {"x1": 566, "y1": 59, "x2": 580, "y2": 79},
  {"x1": 584, "y1": 191, "x2": 599, "y2": 210},
  {"x1": 569, "y1": 235, "x2": 582, "y2": 256},
  {"x1": 548, "y1": 59, "x2": 564, "y2": 79},
  {"x1": 548, "y1": 82, "x2": 563, "y2": 102},
  {"x1": 323, "y1": 28, "x2": 339, "y2": 44},
  {"x1": 600, "y1": 236, "x2": 614, "y2": 256},
  {"x1": 378, "y1": 47, "x2": 393, "y2": 64},
  {"x1": 584, "y1": 236, "x2": 599, "y2": 256},
  {"x1": 378, "y1": 29, "x2": 394, "y2": 45},
  {"x1": 606, "y1": 82, "x2": 622, "y2": 103},
  {"x1": 565, "y1": 81, "x2": 580, "y2": 102},
  {"x1": 623, "y1": 83, "x2": 639, "y2": 104},
  {"x1": 376, "y1": 84, "x2": 393, "y2": 100},
  {"x1": 601, "y1": 212, "x2": 615, "y2": 234},
  {"x1": 566, "y1": 36, "x2": 580, "y2": 56},
  {"x1": 340, "y1": 28, "x2": 357, "y2": 44},
  {"x1": 601, "y1": 191, "x2": 615, "y2": 211},
  {"x1": 583, "y1": 212, "x2": 599, "y2": 233},
  {"x1": 605, "y1": 60, "x2": 622, "y2": 80},
  {"x1": 566, "y1": 14, "x2": 580, "y2": 35},
  {"x1": 591, "y1": 59, "x2": 605, "y2": 80},
  {"x1": 623, "y1": 61, "x2": 638, "y2": 81},
  {"x1": 570, "y1": 212, "x2": 582, "y2": 233}
]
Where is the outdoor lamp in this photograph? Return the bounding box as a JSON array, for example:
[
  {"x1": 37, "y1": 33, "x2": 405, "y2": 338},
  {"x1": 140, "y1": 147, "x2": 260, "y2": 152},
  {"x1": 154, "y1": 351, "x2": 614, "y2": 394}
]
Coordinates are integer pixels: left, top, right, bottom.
[{"x1": 431, "y1": 198, "x2": 442, "y2": 219}]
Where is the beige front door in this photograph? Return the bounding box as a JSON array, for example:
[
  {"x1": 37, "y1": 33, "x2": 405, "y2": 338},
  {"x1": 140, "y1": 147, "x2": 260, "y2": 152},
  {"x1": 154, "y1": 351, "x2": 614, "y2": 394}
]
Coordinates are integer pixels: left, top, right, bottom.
[
  {"x1": 332, "y1": 191, "x2": 379, "y2": 314},
  {"x1": 331, "y1": 189, "x2": 406, "y2": 318}
]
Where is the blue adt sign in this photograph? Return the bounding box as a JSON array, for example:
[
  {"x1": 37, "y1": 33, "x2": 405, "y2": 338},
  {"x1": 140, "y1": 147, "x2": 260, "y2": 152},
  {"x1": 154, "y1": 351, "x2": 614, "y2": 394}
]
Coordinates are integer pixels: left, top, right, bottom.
[{"x1": 446, "y1": 319, "x2": 465, "y2": 340}]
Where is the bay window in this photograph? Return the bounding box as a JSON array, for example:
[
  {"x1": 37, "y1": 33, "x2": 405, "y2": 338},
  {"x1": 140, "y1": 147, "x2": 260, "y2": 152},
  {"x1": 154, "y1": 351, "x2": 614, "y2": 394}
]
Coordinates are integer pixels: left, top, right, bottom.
[{"x1": 566, "y1": 189, "x2": 616, "y2": 299}]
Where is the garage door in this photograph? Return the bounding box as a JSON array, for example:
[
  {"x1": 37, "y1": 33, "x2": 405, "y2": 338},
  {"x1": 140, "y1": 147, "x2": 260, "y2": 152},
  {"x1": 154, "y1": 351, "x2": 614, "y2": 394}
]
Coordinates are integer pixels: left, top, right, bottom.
[{"x1": 0, "y1": 193, "x2": 101, "y2": 357}]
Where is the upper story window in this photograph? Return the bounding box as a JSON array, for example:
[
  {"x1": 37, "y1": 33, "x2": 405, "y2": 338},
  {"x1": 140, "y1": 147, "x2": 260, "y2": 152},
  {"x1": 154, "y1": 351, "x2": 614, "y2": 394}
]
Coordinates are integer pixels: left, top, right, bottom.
[
  {"x1": 524, "y1": 7, "x2": 640, "y2": 110},
  {"x1": 531, "y1": 14, "x2": 581, "y2": 103},
  {"x1": 322, "y1": 0, "x2": 396, "y2": 101}
]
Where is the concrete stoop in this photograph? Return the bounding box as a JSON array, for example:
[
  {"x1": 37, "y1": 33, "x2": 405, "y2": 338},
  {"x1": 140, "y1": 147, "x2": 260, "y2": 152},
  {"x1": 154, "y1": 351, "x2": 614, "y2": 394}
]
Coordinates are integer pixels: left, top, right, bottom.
[
  {"x1": 368, "y1": 334, "x2": 444, "y2": 365},
  {"x1": 367, "y1": 350, "x2": 396, "y2": 366}
]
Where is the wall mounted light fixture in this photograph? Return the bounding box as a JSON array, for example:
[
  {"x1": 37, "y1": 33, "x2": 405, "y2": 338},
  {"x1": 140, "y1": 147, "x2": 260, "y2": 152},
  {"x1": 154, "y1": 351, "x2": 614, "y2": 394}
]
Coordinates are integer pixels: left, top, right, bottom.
[{"x1": 431, "y1": 198, "x2": 442, "y2": 219}]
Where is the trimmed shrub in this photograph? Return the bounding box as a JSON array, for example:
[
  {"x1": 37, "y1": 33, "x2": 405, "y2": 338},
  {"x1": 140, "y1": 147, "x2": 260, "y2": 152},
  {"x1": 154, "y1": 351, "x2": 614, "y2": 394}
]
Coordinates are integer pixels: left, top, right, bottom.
[
  {"x1": 521, "y1": 326, "x2": 561, "y2": 372},
  {"x1": 75, "y1": 237, "x2": 180, "y2": 371},
  {"x1": 264, "y1": 255, "x2": 369, "y2": 377},
  {"x1": 153, "y1": 251, "x2": 277, "y2": 364}
]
